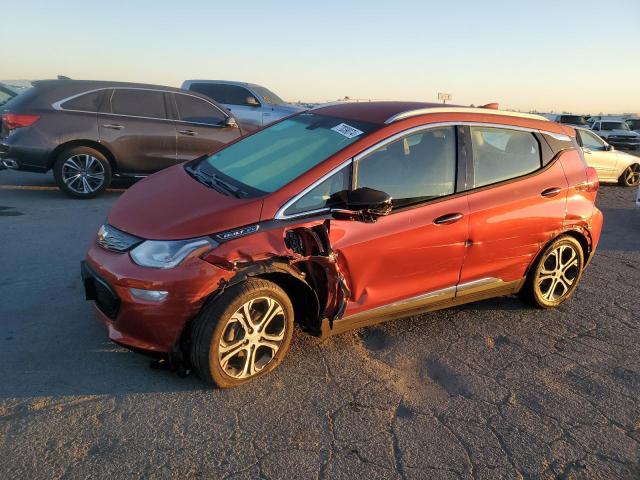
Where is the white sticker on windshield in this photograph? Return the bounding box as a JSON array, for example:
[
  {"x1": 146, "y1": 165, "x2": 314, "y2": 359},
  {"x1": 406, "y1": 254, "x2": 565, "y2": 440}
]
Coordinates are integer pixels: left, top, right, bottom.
[{"x1": 331, "y1": 123, "x2": 364, "y2": 139}]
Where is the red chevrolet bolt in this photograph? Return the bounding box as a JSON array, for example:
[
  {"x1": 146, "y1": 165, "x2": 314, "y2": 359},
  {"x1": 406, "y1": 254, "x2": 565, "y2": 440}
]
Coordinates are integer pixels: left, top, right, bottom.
[{"x1": 82, "y1": 102, "x2": 603, "y2": 387}]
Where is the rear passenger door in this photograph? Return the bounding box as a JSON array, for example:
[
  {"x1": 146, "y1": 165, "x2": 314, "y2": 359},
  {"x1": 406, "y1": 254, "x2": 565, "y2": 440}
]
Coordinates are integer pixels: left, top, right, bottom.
[
  {"x1": 458, "y1": 126, "x2": 568, "y2": 289},
  {"x1": 172, "y1": 93, "x2": 242, "y2": 163},
  {"x1": 98, "y1": 88, "x2": 177, "y2": 174}
]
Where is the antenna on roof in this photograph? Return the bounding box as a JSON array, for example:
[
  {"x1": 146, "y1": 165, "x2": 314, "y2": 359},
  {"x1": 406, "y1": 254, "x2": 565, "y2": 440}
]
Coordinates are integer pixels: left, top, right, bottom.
[
  {"x1": 57, "y1": 75, "x2": 71, "y2": 80},
  {"x1": 480, "y1": 102, "x2": 499, "y2": 110}
]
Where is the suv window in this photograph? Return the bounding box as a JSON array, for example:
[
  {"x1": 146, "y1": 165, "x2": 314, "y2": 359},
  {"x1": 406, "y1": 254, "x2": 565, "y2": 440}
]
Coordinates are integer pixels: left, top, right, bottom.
[
  {"x1": 189, "y1": 83, "x2": 259, "y2": 107},
  {"x1": 559, "y1": 115, "x2": 586, "y2": 125},
  {"x1": 578, "y1": 130, "x2": 606, "y2": 150},
  {"x1": 60, "y1": 90, "x2": 104, "y2": 112},
  {"x1": 175, "y1": 93, "x2": 226, "y2": 125},
  {"x1": 356, "y1": 127, "x2": 457, "y2": 208},
  {"x1": 283, "y1": 166, "x2": 350, "y2": 216},
  {"x1": 470, "y1": 127, "x2": 541, "y2": 188},
  {"x1": 110, "y1": 89, "x2": 167, "y2": 119}
]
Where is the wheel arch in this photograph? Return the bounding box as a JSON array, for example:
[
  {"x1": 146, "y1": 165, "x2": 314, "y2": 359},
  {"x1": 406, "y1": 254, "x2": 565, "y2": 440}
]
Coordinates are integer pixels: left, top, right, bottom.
[
  {"x1": 48, "y1": 140, "x2": 117, "y2": 173},
  {"x1": 524, "y1": 228, "x2": 591, "y2": 282}
]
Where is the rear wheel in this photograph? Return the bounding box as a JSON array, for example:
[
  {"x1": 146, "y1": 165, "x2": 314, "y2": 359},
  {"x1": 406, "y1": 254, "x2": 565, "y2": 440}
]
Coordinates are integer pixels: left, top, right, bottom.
[
  {"x1": 618, "y1": 163, "x2": 640, "y2": 187},
  {"x1": 190, "y1": 279, "x2": 294, "y2": 388},
  {"x1": 522, "y1": 235, "x2": 584, "y2": 308},
  {"x1": 53, "y1": 146, "x2": 112, "y2": 198}
]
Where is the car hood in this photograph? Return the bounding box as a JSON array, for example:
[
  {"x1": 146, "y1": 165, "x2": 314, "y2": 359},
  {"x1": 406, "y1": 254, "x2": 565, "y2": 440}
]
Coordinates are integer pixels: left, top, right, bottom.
[{"x1": 107, "y1": 164, "x2": 264, "y2": 240}]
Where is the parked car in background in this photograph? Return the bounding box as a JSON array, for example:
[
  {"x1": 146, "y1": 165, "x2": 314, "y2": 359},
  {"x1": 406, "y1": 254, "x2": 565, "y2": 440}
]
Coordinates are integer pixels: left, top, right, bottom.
[
  {"x1": 0, "y1": 80, "x2": 242, "y2": 198},
  {"x1": 82, "y1": 102, "x2": 602, "y2": 387},
  {"x1": 591, "y1": 120, "x2": 640, "y2": 151},
  {"x1": 0, "y1": 83, "x2": 17, "y2": 109},
  {"x1": 575, "y1": 127, "x2": 640, "y2": 187},
  {"x1": 547, "y1": 114, "x2": 589, "y2": 128},
  {"x1": 181, "y1": 80, "x2": 304, "y2": 132}
]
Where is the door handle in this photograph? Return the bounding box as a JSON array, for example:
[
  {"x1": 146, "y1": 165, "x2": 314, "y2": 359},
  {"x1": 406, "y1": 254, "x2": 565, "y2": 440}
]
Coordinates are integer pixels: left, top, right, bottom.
[
  {"x1": 433, "y1": 212, "x2": 464, "y2": 225},
  {"x1": 178, "y1": 130, "x2": 197, "y2": 136},
  {"x1": 102, "y1": 124, "x2": 123, "y2": 130},
  {"x1": 583, "y1": 148, "x2": 592, "y2": 154},
  {"x1": 541, "y1": 187, "x2": 562, "y2": 198}
]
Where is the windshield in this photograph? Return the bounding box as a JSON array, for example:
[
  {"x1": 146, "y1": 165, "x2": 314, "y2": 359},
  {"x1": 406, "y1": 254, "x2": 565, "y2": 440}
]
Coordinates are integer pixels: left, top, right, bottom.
[
  {"x1": 560, "y1": 115, "x2": 586, "y2": 125},
  {"x1": 602, "y1": 122, "x2": 629, "y2": 131},
  {"x1": 626, "y1": 119, "x2": 640, "y2": 130},
  {"x1": 0, "y1": 89, "x2": 14, "y2": 107},
  {"x1": 198, "y1": 113, "x2": 378, "y2": 193},
  {"x1": 251, "y1": 85, "x2": 285, "y2": 105}
]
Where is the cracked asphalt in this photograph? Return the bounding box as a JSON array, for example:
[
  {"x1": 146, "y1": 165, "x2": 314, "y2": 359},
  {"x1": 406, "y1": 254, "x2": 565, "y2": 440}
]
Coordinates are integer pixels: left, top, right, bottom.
[{"x1": 1, "y1": 169, "x2": 639, "y2": 479}]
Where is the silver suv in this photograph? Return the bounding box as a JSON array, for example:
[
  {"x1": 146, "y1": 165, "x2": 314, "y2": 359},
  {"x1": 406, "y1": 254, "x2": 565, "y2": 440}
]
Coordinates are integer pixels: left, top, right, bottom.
[{"x1": 181, "y1": 80, "x2": 304, "y2": 132}]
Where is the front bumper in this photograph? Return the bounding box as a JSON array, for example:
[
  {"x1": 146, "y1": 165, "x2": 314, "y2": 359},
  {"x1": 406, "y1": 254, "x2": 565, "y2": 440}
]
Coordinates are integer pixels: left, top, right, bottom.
[{"x1": 82, "y1": 242, "x2": 232, "y2": 353}]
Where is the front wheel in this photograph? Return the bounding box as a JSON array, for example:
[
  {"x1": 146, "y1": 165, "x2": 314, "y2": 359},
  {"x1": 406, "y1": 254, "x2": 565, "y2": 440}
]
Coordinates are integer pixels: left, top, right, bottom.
[
  {"x1": 522, "y1": 235, "x2": 585, "y2": 308},
  {"x1": 190, "y1": 279, "x2": 294, "y2": 388},
  {"x1": 618, "y1": 163, "x2": 640, "y2": 187}
]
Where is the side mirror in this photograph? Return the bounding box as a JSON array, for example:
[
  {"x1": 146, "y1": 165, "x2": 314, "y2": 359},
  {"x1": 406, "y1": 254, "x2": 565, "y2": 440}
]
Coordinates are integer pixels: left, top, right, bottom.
[
  {"x1": 224, "y1": 116, "x2": 239, "y2": 128},
  {"x1": 246, "y1": 96, "x2": 260, "y2": 107},
  {"x1": 605, "y1": 144, "x2": 614, "y2": 151},
  {"x1": 329, "y1": 187, "x2": 392, "y2": 223}
]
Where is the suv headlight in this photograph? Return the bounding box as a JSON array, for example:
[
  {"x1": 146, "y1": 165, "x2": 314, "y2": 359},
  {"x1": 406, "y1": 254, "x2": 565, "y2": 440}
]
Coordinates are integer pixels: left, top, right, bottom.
[{"x1": 130, "y1": 237, "x2": 216, "y2": 269}]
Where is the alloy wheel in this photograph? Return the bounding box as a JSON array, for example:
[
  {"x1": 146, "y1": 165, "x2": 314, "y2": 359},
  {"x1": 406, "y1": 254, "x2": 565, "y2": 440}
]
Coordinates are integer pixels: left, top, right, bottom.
[
  {"x1": 218, "y1": 296, "x2": 287, "y2": 379},
  {"x1": 623, "y1": 164, "x2": 640, "y2": 186},
  {"x1": 61, "y1": 154, "x2": 105, "y2": 194},
  {"x1": 536, "y1": 244, "x2": 580, "y2": 302}
]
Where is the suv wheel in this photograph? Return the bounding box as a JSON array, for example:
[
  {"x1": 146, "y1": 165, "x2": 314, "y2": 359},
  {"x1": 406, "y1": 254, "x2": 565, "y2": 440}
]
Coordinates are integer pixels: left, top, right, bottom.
[
  {"x1": 522, "y1": 235, "x2": 584, "y2": 308},
  {"x1": 190, "y1": 279, "x2": 294, "y2": 388},
  {"x1": 618, "y1": 163, "x2": 640, "y2": 187},
  {"x1": 53, "y1": 147, "x2": 112, "y2": 199}
]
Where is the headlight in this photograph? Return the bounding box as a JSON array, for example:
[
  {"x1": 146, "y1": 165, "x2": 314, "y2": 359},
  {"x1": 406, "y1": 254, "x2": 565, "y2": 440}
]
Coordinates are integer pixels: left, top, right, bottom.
[{"x1": 130, "y1": 237, "x2": 216, "y2": 269}]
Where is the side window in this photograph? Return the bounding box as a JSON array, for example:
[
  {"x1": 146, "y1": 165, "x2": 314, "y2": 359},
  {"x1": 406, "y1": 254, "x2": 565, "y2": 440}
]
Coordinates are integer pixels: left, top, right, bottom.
[
  {"x1": 283, "y1": 166, "x2": 350, "y2": 216},
  {"x1": 175, "y1": 94, "x2": 226, "y2": 125},
  {"x1": 60, "y1": 90, "x2": 104, "y2": 112},
  {"x1": 188, "y1": 83, "x2": 258, "y2": 107},
  {"x1": 470, "y1": 127, "x2": 541, "y2": 188},
  {"x1": 579, "y1": 130, "x2": 606, "y2": 150},
  {"x1": 110, "y1": 89, "x2": 167, "y2": 119},
  {"x1": 0, "y1": 90, "x2": 12, "y2": 107},
  {"x1": 356, "y1": 127, "x2": 457, "y2": 208}
]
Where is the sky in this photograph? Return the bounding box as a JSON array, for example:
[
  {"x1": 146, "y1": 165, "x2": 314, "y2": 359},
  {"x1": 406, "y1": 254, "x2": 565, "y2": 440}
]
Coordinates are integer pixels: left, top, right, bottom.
[{"x1": 2, "y1": 0, "x2": 639, "y2": 114}]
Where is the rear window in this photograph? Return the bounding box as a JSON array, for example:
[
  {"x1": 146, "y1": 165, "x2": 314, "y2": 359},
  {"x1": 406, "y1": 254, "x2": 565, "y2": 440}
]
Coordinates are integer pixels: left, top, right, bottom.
[
  {"x1": 627, "y1": 119, "x2": 640, "y2": 130},
  {"x1": 109, "y1": 89, "x2": 167, "y2": 119},
  {"x1": 470, "y1": 127, "x2": 541, "y2": 188},
  {"x1": 60, "y1": 90, "x2": 104, "y2": 112}
]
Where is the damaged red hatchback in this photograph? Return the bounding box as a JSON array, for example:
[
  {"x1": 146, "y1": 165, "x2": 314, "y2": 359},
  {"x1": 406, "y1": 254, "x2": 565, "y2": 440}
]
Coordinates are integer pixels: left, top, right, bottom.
[{"x1": 82, "y1": 102, "x2": 603, "y2": 387}]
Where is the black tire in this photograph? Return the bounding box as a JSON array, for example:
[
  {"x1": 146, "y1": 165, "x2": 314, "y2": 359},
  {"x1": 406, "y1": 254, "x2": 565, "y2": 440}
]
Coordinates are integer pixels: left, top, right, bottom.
[
  {"x1": 53, "y1": 146, "x2": 112, "y2": 199},
  {"x1": 190, "y1": 279, "x2": 294, "y2": 388},
  {"x1": 521, "y1": 235, "x2": 585, "y2": 309},
  {"x1": 618, "y1": 163, "x2": 640, "y2": 187}
]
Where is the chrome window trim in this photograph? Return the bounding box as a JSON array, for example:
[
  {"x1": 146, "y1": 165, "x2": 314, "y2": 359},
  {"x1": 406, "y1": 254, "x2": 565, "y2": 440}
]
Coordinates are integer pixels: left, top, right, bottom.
[
  {"x1": 52, "y1": 87, "x2": 230, "y2": 123},
  {"x1": 274, "y1": 159, "x2": 353, "y2": 220},
  {"x1": 274, "y1": 121, "x2": 574, "y2": 221}
]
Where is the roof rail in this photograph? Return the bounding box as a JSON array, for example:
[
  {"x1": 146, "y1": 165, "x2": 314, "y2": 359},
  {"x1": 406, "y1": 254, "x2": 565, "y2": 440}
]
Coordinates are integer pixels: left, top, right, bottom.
[{"x1": 385, "y1": 107, "x2": 549, "y2": 124}]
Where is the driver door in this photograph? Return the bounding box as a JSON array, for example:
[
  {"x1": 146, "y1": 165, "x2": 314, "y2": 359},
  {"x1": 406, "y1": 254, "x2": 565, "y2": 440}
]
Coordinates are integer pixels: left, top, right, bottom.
[{"x1": 329, "y1": 126, "x2": 469, "y2": 317}]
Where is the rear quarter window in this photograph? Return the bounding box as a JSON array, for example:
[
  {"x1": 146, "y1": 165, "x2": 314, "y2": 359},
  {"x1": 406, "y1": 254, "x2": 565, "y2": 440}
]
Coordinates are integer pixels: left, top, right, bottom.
[{"x1": 60, "y1": 90, "x2": 105, "y2": 112}]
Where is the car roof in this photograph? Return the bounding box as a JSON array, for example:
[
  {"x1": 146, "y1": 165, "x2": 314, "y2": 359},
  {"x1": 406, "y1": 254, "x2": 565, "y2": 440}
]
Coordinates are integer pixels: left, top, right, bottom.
[{"x1": 311, "y1": 101, "x2": 550, "y2": 125}]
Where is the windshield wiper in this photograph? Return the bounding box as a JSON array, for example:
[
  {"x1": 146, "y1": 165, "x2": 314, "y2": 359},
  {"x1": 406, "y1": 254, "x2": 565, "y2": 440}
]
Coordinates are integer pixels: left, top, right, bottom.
[{"x1": 185, "y1": 165, "x2": 246, "y2": 198}]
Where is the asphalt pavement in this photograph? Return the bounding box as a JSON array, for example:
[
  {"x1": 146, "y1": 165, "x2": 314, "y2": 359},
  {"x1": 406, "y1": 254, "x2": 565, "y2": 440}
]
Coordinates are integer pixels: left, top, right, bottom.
[{"x1": 1, "y1": 168, "x2": 639, "y2": 479}]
